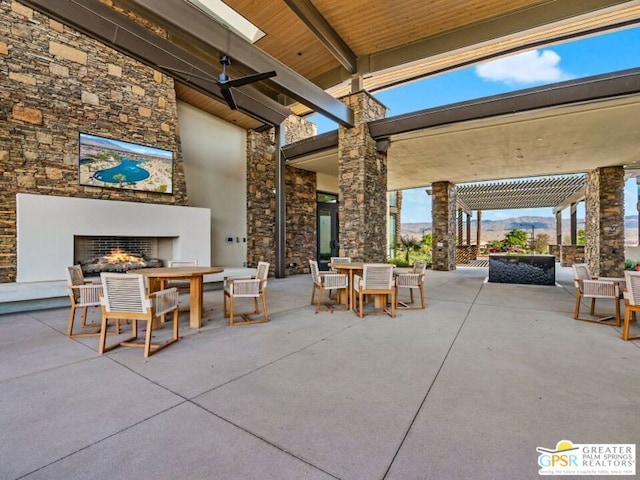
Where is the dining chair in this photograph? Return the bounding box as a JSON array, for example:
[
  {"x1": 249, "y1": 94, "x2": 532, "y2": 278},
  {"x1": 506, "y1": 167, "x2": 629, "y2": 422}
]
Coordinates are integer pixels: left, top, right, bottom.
[
  {"x1": 572, "y1": 263, "x2": 621, "y2": 326},
  {"x1": 395, "y1": 260, "x2": 427, "y2": 310},
  {"x1": 65, "y1": 265, "x2": 116, "y2": 338},
  {"x1": 163, "y1": 259, "x2": 198, "y2": 293},
  {"x1": 98, "y1": 273, "x2": 179, "y2": 357},
  {"x1": 353, "y1": 263, "x2": 396, "y2": 318},
  {"x1": 309, "y1": 259, "x2": 349, "y2": 313},
  {"x1": 223, "y1": 261, "x2": 270, "y2": 325},
  {"x1": 622, "y1": 271, "x2": 640, "y2": 341}
]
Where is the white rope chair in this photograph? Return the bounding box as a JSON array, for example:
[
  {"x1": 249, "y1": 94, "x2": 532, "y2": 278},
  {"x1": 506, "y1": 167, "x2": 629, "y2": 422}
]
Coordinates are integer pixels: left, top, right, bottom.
[
  {"x1": 99, "y1": 273, "x2": 179, "y2": 358},
  {"x1": 353, "y1": 264, "x2": 396, "y2": 318},
  {"x1": 395, "y1": 260, "x2": 427, "y2": 310},
  {"x1": 309, "y1": 259, "x2": 349, "y2": 313},
  {"x1": 572, "y1": 263, "x2": 621, "y2": 327},
  {"x1": 622, "y1": 271, "x2": 640, "y2": 341},
  {"x1": 223, "y1": 261, "x2": 270, "y2": 325},
  {"x1": 163, "y1": 259, "x2": 198, "y2": 293},
  {"x1": 65, "y1": 265, "x2": 115, "y2": 338}
]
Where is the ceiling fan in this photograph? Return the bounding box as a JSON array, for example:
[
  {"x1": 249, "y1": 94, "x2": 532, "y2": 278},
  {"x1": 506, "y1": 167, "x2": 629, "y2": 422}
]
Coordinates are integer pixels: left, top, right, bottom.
[
  {"x1": 162, "y1": 55, "x2": 276, "y2": 110},
  {"x1": 216, "y1": 55, "x2": 276, "y2": 110}
]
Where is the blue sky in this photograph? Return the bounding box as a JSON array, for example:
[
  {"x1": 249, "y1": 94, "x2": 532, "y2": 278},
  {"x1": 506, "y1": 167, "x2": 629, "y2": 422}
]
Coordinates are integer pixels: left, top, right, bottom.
[{"x1": 308, "y1": 26, "x2": 640, "y2": 223}]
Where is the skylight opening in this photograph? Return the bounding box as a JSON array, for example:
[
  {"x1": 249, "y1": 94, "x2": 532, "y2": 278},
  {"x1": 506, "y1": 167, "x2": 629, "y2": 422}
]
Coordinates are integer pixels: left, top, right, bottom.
[{"x1": 187, "y1": 0, "x2": 265, "y2": 44}]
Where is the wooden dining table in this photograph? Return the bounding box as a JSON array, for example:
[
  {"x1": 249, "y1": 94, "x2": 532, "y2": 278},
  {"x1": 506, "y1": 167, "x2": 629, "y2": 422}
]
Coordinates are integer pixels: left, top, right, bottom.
[{"x1": 130, "y1": 266, "x2": 224, "y2": 329}]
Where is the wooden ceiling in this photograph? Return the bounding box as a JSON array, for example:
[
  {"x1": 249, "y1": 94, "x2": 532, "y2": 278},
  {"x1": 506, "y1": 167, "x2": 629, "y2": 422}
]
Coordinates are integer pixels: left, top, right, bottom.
[{"x1": 115, "y1": 0, "x2": 640, "y2": 127}]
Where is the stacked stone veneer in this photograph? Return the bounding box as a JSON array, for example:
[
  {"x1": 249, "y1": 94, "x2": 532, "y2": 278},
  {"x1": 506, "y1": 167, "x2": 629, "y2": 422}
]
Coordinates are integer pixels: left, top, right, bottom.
[
  {"x1": 246, "y1": 116, "x2": 317, "y2": 275},
  {"x1": 585, "y1": 167, "x2": 625, "y2": 277},
  {"x1": 432, "y1": 182, "x2": 456, "y2": 271},
  {"x1": 0, "y1": 1, "x2": 187, "y2": 282},
  {"x1": 338, "y1": 92, "x2": 387, "y2": 262}
]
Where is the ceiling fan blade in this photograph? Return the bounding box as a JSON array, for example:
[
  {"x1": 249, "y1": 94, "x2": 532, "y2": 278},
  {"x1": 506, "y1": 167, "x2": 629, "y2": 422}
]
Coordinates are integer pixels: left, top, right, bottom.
[
  {"x1": 226, "y1": 71, "x2": 276, "y2": 88},
  {"x1": 221, "y1": 85, "x2": 238, "y2": 110}
]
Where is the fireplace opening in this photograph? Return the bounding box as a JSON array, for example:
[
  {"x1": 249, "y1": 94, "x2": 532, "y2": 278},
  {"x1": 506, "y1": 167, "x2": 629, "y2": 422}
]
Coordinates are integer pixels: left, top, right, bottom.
[{"x1": 75, "y1": 236, "x2": 171, "y2": 276}]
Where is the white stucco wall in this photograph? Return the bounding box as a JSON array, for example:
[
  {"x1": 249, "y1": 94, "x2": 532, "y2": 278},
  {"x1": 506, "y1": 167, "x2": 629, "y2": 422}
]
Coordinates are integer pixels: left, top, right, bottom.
[
  {"x1": 177, "y1": 101, "x2": 248, "y2": 267},
  {"x1": 16, "y1": 194, "x2": 211, "y2": 283}
]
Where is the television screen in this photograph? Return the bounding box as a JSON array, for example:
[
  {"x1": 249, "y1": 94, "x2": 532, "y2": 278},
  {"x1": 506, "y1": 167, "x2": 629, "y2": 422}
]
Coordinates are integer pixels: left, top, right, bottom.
[{"x1": 78, "y1": 132, "x2": 174, "y2": 194}]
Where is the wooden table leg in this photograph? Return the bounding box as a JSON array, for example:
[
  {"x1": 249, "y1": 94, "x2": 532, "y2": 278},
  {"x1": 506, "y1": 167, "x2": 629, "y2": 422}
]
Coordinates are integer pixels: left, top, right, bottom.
[{"x1": 189, "y1": 275, "x2": 204, "y2": 329}]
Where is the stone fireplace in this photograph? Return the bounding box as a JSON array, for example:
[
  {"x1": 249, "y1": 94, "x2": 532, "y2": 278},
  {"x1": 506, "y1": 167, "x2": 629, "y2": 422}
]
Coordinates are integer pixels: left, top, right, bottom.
[{"x1": 17, "y1": 194, "x2": 211, "y2": 283}]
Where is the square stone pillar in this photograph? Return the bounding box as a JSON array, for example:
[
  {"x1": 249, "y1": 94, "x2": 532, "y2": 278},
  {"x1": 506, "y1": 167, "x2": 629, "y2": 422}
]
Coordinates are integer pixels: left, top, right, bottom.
[
  {"x1": 246, "y1": 115, "x2": 317, "y2": 274},
  {"x1": 432, "y1": 181, "x2": 456, "y2": 271},
  {"x1": 338, "y1": 92, "x2": 387, "y2": 262},
  {"x1": 585, "y1": 166, "x2": 625, "y2": 277}
]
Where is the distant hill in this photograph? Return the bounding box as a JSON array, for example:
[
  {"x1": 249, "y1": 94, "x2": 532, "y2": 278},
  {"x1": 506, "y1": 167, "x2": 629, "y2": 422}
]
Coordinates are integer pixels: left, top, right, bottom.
[{"x1": 402, "y1": 216, "x2": 639, "y2": 245}]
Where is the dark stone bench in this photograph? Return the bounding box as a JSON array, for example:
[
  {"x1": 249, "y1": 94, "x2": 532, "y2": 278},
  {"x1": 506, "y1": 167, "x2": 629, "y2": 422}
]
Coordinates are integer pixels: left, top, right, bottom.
[{"x1": 488, "y1": 255, "x2": 556, "y2": 286}]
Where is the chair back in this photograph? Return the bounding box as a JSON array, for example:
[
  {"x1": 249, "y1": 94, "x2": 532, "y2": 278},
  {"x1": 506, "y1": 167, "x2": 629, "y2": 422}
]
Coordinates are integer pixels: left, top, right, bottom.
[
  {"x1": 66, "y1": 265, "x2": 85, "y2": 287},
  {"x1": 309, "y1": 259, "x2": 321, "y2": 284},
  {"x1": 330, "y1": 257, "x2": 351, "y2": 264},
  {"x1": 168, "y1": 259, "x2": 197, "y2": 267},
  {"x1": 412, "y1": 260, "x2": 427, "y2": 274},
  {"x1": 256, "y1": 261, "x2": 270, "y2": 280},
  {"x1": 362, "y1": 264, "x2": 394, "y2": 289},
  {"x1": 573, "y1": 263, "x2": 592, "y2": 289},
  {"x1": 624, "y1": 271, "x2": 640, "y2": 306},
  {"x1": 100, "y1": 273, "x2": 150, "y2": 313}
]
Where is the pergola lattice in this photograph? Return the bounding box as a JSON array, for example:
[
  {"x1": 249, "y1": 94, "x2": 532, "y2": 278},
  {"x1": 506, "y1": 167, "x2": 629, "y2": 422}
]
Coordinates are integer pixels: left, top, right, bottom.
[{"x1": 456, "y1": 175, "x2": 586, "y2": 212}]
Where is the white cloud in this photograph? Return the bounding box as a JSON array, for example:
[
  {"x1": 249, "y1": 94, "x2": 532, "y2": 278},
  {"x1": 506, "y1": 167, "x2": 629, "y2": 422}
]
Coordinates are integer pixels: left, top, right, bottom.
[{"x1": 475, "y1": 49, "x2": 571, "y2": 85}]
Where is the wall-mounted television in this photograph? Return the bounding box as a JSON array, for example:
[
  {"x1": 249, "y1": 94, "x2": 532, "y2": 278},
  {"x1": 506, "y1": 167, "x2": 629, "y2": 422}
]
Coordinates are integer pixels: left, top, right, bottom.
[{"x1": 78, "y1": 132, "x2": 174, "y2": 194}]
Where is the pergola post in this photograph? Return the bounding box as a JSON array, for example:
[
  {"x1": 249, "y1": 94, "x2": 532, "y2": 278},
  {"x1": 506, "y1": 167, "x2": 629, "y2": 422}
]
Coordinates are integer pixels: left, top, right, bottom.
[
  {"x1": 476, "y1": 210, "x2": 482, "y2": 248},
  {"x1": 555, "y1": 210, "x2": 562, "y2": 246},
  {"x1": 570, "y1": 202, "x2": 578, "y2": 245},
  {"x1": 466, "y1": 213, "x2": 471, "y2": 246}
]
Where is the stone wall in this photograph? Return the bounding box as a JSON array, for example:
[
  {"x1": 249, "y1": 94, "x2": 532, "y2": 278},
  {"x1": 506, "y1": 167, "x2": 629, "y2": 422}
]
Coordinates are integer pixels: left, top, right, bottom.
[
  {"x1": 0, "y1": 1, "x2": 187, "y2": 282},
  {"x1": 585, "y1": 167, "x2": 625, "y2": 277},
  {"x1": 246, "y1": 116, "x2": 317, "y2": 275},
  {"x1": 338, "y1": 92, "x2": 388, "y2": 262},
  {"x1": 432, "y1": 182, "x2": 456, "y2": 271}
]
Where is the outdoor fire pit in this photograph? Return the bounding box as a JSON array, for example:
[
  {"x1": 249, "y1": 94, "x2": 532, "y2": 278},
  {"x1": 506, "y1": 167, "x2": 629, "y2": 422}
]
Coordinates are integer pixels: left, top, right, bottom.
[{"x1": 80, "y1": 249, "x2": 163, "y2": 276}]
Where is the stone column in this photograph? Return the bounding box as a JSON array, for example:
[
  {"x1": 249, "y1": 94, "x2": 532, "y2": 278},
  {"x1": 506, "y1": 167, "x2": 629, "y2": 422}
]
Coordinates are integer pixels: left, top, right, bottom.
[
  {"x1": 432, "y1": 182, "x2": 456, "y2": 271},
  {"x1": 585, "y1": 167, "x2": 625, "y2": 277},
  {"x1": 457, "y1": 209, "x2": 463, "y2": 246},
  {"x1": 338, "y1": 92, "x2": 387, "y2": 262},
  {"x1": 246, "y1": 115, "x2": 317, "y2": 275},
  {"x1": 555, "y1": 211, "x2": 562, "y2": 246}
]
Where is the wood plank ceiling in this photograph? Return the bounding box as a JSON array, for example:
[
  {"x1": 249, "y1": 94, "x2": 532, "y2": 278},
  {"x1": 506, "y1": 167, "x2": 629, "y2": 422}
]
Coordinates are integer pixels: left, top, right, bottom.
[{"x1": 113, "y1": 0, "x2": 640, "y2": 127}]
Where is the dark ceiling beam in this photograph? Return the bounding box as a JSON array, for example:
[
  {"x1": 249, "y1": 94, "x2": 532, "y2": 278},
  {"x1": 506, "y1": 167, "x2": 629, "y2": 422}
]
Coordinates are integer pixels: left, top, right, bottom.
[
  {"x1": 307, "y1": 0, "x2": 638, "y2": 92},
  {"x1": 363, "y1": 0, "x2": 636, "y2": 75},
  {"x1": 19, "y1": 0, "x2": 290, "y2": 126},
  {"x1": 369, "y1": 68, "x2": 640, "y2": 139},
  {"x1": 127, "y1": 0, "x2": 354, "y2": 127},
  {"x1": 282, "y1": 0, "x2": 357, "y2": 74}
]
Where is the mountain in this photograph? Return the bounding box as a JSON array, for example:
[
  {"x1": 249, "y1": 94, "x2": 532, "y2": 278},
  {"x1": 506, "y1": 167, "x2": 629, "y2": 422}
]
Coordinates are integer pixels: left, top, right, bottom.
[{"x1": 402, "y1": 216, "x2": 639, "y2": 245}]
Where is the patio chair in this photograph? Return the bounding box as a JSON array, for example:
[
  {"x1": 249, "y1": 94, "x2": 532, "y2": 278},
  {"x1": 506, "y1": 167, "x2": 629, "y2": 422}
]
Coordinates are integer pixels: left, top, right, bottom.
[
  {"x1": 163, "y1": 259, "x2": 198, "y2": 293},
  {"x1": 572, "y1": 263, "x2": 621, "y2": 327},
  {"x1": 309, "y1": 259, "x2": 349, "y2": 313},
  {"x1": 395, "y1": 260, "x2": 427, "y2": 310},
  {"x1": 622, "y1": 271, "x2": 640, "y2": 341},
  {"x1": 98, "y1": 273, "x2": 179, "y2": 358},
  {"x1": 65, "y1": 265, "x2": 119, "y2": 338},
  {"x1": 223, "y1": 261, "x2": 270, "y2": 325},
  {"x1": 353, "y1": 264, "x2": 396, "y2": 318}
]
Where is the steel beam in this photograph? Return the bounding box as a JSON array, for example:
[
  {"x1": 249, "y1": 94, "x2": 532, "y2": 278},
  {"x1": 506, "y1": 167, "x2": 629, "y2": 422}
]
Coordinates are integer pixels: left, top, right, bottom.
[
  {"x1": 369, "y1": 68, "x2": 640, "y2": 139},
  {"x1": 283, "y1": 0, "x2": 357, "y2": 74},
  {"x1": 274, "y1": 125, "x2": 287, "y2": 278},
  {"x1": 19, "y1": 0, "x2": 291, "y2": 126},
  {"x1": 128, "y1": 0, "x2": 354, "y2": 127}
]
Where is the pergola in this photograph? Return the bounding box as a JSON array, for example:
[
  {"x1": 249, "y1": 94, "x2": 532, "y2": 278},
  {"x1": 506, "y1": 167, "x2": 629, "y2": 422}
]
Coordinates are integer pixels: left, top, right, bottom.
[{"x1": 453, "y1": 175, "x2": 587, "y2": 247}]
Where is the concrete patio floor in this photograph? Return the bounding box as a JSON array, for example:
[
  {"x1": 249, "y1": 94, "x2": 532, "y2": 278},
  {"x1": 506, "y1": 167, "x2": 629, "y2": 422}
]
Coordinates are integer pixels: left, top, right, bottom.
[{"x1": 1, "y1": 266, "x2": 639, "y2": 479}]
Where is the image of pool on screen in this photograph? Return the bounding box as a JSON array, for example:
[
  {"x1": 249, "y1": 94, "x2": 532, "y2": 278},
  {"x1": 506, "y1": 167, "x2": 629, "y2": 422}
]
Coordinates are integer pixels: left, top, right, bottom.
[{"x1": 78, "y1": 132, "x2": 174, "y2": 193}]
